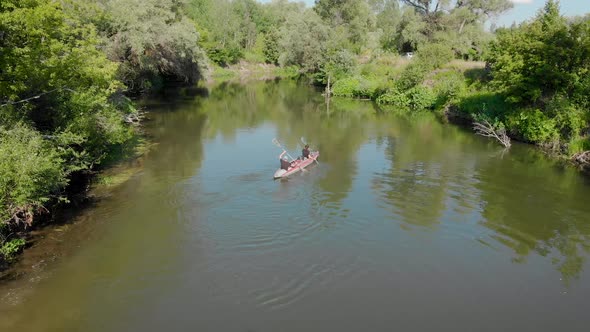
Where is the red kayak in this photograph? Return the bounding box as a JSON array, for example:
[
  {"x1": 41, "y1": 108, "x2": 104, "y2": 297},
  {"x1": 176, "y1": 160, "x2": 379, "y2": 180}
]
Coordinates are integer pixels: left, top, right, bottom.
[{"x1": 274, "y1": 151, "x2": 319, "y2": 179}]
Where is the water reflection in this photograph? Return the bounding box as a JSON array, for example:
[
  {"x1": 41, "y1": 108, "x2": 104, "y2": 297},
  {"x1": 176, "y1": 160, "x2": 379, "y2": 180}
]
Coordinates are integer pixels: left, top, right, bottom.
[
  {"x1": 200, "y1": 81, "x2": 590, "y2": 285},
  {"x1": 371, "y1": 111, "x2": 590, "y2": 284},
  {"x1": 475, "y1": 147, "x2": 590, "y2": 285},
  {"x1": 2, "y1": 80, "x2": 590, "y2": 331}
]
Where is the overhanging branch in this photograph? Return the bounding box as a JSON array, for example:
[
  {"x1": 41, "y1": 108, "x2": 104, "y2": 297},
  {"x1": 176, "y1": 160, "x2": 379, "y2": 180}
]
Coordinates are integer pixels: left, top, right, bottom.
[{"x1": 1, "y1": 87, "x2": 75, "y2": 108}]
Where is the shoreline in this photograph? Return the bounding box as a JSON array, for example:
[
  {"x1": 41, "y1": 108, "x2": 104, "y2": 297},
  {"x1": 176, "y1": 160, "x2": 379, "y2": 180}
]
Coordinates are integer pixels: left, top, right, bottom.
[{"x1": 1, "y1": 65, "x2": 588, "y2": 283}]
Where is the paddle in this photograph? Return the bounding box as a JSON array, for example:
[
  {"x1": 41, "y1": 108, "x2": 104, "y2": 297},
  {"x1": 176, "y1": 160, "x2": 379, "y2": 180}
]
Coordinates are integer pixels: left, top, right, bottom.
[
  {"x1": 300, "y1": 137, "x2": 319, "y2": 164},
  {"x1": 272, "y1": 138, "x2": 306, "y2": 173}
]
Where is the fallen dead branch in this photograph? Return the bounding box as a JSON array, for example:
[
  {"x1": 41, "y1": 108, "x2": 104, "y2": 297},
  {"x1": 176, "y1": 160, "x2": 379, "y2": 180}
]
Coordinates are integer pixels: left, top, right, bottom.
[
  {"x1": 124, "y1": 110, "x2": 146, "y2": 125},
  {"x1": 572, "y1": 151, "x2": 590, "y2": 165},
  {"x1": 473, "y1": 119, "x2": 511, "y2": 148}
]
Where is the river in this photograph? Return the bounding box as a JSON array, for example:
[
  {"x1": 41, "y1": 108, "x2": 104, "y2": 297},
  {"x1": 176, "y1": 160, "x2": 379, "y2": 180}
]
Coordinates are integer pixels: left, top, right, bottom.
[{"x1": 1, "y1": 80, "x2": 590, "y2": 331}]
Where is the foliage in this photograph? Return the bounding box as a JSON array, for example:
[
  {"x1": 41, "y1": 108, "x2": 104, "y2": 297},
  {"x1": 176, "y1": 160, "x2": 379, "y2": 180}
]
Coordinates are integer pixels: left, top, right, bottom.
[
  {"x1": 487, "y1": 0, "x2": 590, "y2": 105},
  {"x1": 546, "y1": 96, "x2": 588, "y2": 140},
  {"x1": 99, "y1": 0, "x2": 209, "y2": 91},
  {"x1": 0, "y1": 125, "x2": 67, "y2": 224},
  {"x1": 275, "y1": 66, "x2": 301, "y2": 79},
  {"x1": 415, "y1": 43, "x2": 455, "y2": 70},
  {"x1": 505, "y1": 109, "x2": 559, "y2": 144},
  {"x1": 318, "y1": 49, "x2": 358, "y2": 83},
  {"x1": 332, "y1": 76, "x2": 379, "y2": 99},
  {"x1": 278, "y1": 9, "x2": 330, "y2": 73},
  {"x1": 455, "y1": 88, "x2": 510, "y2": 118},
  {"x1": 207, "y1": 46, "x2": 243, "y2": 67},
  {"x1": 432, "y1": 70, "x2": 468, "y2": 108},
  {"x1": 377, "y1": 85, "x2": 435, "y2": 111},
  {"x1": 0, "y1": 0, "x2": 133, "y2": 228},
  {"x1": 263, "y1": 30, "x2": 280, "y2": 64},
  {"x1": 568, "y1": 137, "x2": 590, "y2": 155},
  {"x1": 395, "y1": 63, "x2": 429, "y2": 90},
  {"x1": 0, "y1": 238, "x2": 26, "y2": 262}
]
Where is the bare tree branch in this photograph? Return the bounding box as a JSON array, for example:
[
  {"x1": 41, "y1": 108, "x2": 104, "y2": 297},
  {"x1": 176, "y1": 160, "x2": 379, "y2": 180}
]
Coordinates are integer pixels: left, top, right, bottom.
[
  {"x1": 572, "y1": 151, "x2": 590, "y2": 165},
  {"x1": 473, "y1": 119, "x2": 511, "y2": 148},
  {"x1": 401, "y1": 0, "x2": 430, "y2": 14}
]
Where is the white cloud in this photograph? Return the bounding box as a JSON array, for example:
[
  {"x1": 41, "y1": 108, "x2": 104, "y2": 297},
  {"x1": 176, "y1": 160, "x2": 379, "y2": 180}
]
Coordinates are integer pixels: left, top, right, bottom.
[{"x1": 510, "y1": 0, "x2": 534, "y2": 4}]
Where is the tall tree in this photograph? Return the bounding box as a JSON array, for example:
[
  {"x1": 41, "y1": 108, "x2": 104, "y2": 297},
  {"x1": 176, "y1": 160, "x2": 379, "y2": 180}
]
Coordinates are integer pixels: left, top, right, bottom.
[{"x1": 100, "y1": 0, "x2": 208, "y2": 90}]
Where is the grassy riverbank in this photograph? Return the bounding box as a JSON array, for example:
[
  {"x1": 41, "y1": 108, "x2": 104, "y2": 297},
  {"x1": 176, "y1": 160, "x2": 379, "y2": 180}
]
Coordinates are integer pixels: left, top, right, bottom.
[
  {"x1": 0, "y1": 0, "x2": 207, "y2": 267},
  {"x1": 327, "y1": 52, "x2": 590, "y2": 169}
]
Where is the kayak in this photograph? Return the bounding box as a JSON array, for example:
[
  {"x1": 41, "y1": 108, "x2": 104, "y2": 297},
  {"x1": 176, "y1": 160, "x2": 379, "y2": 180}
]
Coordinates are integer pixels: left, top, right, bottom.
[{"x1": 273, "y1": 151, "x2": 319, "y2": 179}]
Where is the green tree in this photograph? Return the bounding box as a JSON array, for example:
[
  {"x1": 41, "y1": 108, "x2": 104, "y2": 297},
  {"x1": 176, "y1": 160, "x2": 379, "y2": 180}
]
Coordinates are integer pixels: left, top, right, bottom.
[
  {"x1": 263, "y1": 30, "x2": 280, "y2": 64},
  {"x1": 99, "y1": 0, "x2": 208, "y2": 91},
  {"x1": 278, "y1": 9, "x2": 331, "y2": 73},
  {"x1": 487, "y1": 0, "x2": 589, "y2": 104},
  {"x1": 314, "y1": 0, "x2": 375, "y2": 51},
  {"x1": 0, "y1": 0, "x2": 133, "y2": 226}
]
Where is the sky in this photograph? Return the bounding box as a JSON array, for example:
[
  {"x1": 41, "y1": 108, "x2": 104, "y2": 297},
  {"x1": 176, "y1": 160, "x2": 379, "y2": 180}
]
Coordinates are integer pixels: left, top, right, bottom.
[{"x1": 259, "y1": 0, "x2": 590, "y2": 27}]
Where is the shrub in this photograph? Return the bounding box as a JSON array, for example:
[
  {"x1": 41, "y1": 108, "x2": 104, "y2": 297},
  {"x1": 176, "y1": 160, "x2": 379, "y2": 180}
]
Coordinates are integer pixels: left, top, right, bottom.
[
  {"x1": 456, "y1": 90, "x2": 510, "y2": 118},
  {"x1": 377, "y1": 87, "x2": 409, "y2": 108},
  {"x1": 0, "y1": 124, "x2": 67, "y2": 225},
  {"x1": 395, "y1": 63, "x2": 428, "y2": 90},
  {"x1": 332, "y1": 77, "x2": 361, "y2": 97},
  {"x1": 332, "y1": 76, "x2": 379, "y2": 99},
  {"x1": 207, "y1": 46, "x2": 243, "y2": 67},
  {"x1": 415, "y1": 43, "x2": 454, "y2": 70},
  {"x1": 276, "y1": 65, "x2": 301, "y2": 79},
  {"x1": 377, "y1": 85, "x2": 435, "y2": 111},
  {"x1": 432, "y1": 71, "x2": 468, "y2": 108},
  {"x1": 0, "y1": 238, "x2": 26, "y2": 262},
  {"x1": 546, "y1": 96, "x2": 588, "y2": 140},
  {"x1": 568, "y1": 137, "x2": 590, "y2": 155},
  {"x1": 406, "y1": 85, "x2": 436, "y2": 110},
  {"x1": 505, "y1": 109, "x2": 559, "y2": 144},
  {"x1": 263, "y1": 30, "x2": 280, "y2": 64}
]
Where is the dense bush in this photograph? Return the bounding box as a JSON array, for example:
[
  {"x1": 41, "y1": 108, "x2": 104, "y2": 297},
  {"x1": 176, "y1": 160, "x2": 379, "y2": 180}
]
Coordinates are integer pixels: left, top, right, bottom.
[
  {"x1": 377, "y1": 85, "x2": 435, "y2": 111},
  {"x1": 0, "y1": 0, "x2": 134, "y2": 230},
  {"x1": 568, "y1": 137, "x2": 590, "y2": 155},
  {"x1": 456, "y1": 90, "x2": 510, "y2": 118},
  {"x1": 546, "y1": 96, "x2": 588, "y2": 140},
  {"x1": 0, "y1": 238, "x2": 26, "y2": 262},
  {"x1": 487, "y1": 0, "x2": 590, "y2": 106},
  {"x1": 0, "y1": 125, "x2": 67, "y2": 224},
  {"x1": 432, "y1": 71, "x2": 468, "y2": 108},
  {"x1": 394, "y1": 63, "x2": 429, "y2": 90},
  {"x1": 207, "y1": 46, "x2": 243, "y2": 67},
  {"x1": 332, "y1": 76, "x2": 379, "y2": 99},
  {"x1": 505, "y1": 109, "x2": 559, "y2": 144},
  {"x1": 415, "y1": 43, "x2": 455, "y2": 70}
]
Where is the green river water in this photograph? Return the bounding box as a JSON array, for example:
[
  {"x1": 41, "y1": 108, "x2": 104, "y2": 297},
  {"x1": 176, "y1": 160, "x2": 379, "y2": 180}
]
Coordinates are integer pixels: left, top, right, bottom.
[{"x1": 1, "y1": 80, "x2": 590, "y2": 331}]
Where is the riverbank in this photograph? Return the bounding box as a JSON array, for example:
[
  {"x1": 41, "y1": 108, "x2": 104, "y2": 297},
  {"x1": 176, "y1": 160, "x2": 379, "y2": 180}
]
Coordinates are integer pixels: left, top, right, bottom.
[
  {"x1": 318, "y1": 54, "x2": 590, "y2": 173},
  {"x1": 1, "y1": 53, "x2": 587, "y2": 274},
  {"x1": 205, "y1": 56, "x2": 590, "y2": 173},
  {"x1": 0, "y1": 60, "x2": 290, "y2": 273},
  {"x1": 2, "y1": 80, "x2": 590, "y2": 331},
  {"x1": 208, "y1": 61, "x2": 300, "y2": 83},
  {"x1": 0, "y1": 129, "x2": 152, "y2": 272}
]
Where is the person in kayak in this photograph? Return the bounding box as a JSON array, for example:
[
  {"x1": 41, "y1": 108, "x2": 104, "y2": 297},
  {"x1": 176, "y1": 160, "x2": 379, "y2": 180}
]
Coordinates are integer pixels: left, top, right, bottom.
[
  {"x1": 302, "y1": 144, "x2": 310, "y2": 159},
  {"x1": 279, "y1": 151, "x2": 291, "y2": 170}
]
